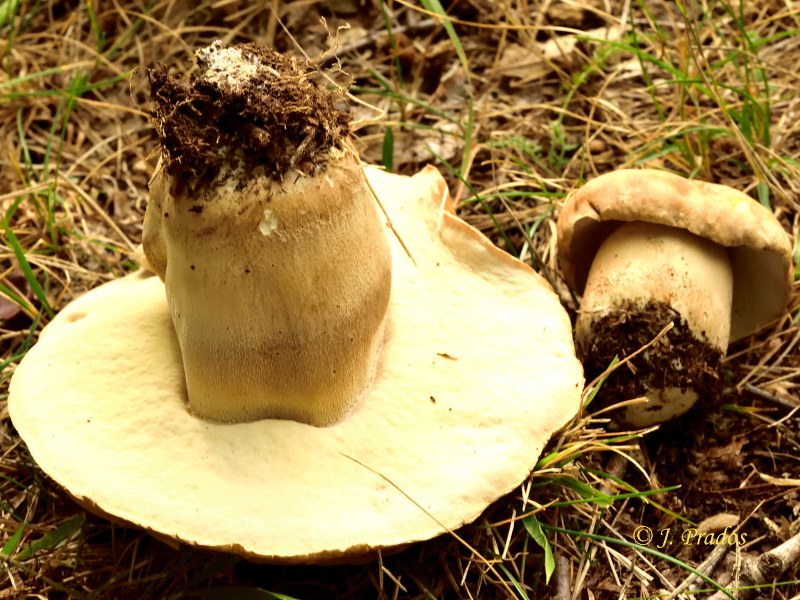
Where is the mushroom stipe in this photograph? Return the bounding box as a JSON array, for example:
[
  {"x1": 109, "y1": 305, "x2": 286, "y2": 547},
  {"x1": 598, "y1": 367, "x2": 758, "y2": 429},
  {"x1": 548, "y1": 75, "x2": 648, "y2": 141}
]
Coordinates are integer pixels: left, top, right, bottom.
[{"x1": 579, "y1": 299, "x2": 724, "y2": 427}]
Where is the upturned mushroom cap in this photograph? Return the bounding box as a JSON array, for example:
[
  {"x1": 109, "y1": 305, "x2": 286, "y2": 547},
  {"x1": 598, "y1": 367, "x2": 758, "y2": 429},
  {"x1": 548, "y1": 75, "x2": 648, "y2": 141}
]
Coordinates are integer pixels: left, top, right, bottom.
[
  {"x1": 9, "y1": 166, "x2": 584, "y2": 564},
  {"x1": 557, "y1": 169, "x2": 793, "y2": 341}
]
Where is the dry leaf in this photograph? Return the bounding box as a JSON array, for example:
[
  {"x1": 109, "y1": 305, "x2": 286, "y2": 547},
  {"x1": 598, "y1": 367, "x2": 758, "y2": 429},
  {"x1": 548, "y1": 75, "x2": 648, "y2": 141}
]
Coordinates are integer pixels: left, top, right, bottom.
[
  {"x1": 697, "y1": 513, "x2": 740, "y2": 534},
  {"x1": 496, "y1": 27, "x2": 621, "y2": 84},
  {"x1": 708, "y1": 437, "x2": 746, "y2": 470}
]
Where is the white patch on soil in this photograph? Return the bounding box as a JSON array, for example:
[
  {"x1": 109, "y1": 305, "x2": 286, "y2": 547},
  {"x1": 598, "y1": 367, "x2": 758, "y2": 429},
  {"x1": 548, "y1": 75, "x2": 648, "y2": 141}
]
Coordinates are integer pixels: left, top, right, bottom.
[{"x1": 196, "y1": 40, "x2": 279, "y2": 92}]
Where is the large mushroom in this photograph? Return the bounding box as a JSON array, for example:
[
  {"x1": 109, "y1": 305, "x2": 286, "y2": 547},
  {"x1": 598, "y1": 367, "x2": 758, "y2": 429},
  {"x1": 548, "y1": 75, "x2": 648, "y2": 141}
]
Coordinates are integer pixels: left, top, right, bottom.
[
  {"x1": 9, "y1": 43, "x2": 584, "y2": 564},
  {"x1": 557, "y1": 169, "x2": 793, "y2": 427}
]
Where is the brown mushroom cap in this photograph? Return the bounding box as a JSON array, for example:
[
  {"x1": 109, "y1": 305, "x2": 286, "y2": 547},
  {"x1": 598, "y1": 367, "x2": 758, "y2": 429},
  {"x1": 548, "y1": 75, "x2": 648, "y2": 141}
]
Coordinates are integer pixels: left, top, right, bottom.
[
  {"x1": 9, "y1": 166, "x2": 583, "y2": 565},
  {"x1": 557, "y1": 169, "x2": 793, "y2": 341}
]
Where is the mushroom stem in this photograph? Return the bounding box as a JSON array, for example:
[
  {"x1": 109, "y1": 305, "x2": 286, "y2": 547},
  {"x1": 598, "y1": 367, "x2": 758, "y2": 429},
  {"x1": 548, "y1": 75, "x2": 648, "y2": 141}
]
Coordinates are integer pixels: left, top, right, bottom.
[
  {"x1": 146, "y1": 154, "x2": 392, "y2": 426},
  {"x1": 576, "y1": 221, "x2": 733, "y2": 426},
  {"x1": 142, "y1": 42, "x2": 393, "y2": 426}
]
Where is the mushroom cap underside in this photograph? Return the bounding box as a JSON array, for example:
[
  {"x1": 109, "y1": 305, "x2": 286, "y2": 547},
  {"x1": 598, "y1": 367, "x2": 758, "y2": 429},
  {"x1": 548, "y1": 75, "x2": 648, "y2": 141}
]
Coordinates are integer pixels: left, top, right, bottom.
[
  {"x1": 557, "y1": 169, "x2": 793, "y2": 341},
  {"x1": 9, "y1": 166, "x2": 584, "y2": 565}
]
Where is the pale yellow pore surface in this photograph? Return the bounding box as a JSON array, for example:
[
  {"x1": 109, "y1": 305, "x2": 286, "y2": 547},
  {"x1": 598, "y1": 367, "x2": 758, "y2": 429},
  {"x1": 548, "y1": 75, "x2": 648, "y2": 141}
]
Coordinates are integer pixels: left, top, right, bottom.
[
  {"x1": 557, "y1": 169, "x2": 793, "y2": 341},
  {"x1": 9, "y1": 167, "x2": 583, "y2": 564}
]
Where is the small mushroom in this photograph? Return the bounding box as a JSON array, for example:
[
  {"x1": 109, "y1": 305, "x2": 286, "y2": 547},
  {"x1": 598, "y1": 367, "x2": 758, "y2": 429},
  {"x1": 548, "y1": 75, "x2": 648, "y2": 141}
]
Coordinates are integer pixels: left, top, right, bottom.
[
  {"x1": 557, "y1": 169, "x2": 793, "y2": 427},
  {"x1": 9, "y1": 43, "x2": 584, "y2": 564}
]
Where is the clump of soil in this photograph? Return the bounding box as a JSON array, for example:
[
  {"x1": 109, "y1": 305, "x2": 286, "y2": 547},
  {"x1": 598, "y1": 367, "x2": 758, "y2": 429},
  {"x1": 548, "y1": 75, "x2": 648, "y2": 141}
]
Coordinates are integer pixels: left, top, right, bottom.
[
  {"x1": 148, "y1": 41, "x2": 351, "y2": 190},
  {"x1": 579, "y1": 300, "x2": 724, "y2": 409}
]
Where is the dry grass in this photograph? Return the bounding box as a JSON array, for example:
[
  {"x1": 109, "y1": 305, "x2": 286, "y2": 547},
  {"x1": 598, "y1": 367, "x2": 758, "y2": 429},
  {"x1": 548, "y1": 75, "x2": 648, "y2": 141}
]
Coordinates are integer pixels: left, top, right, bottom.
[{"x1": 1, "y1": 0, "x2": 799, "y2": 598}]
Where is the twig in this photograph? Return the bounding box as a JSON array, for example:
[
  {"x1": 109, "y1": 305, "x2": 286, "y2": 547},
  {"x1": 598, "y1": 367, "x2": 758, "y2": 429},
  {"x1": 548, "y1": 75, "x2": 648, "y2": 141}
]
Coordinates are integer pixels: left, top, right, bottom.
[
  {"x1": 554, "y1": 554, "x2": 571, "y2": 600},
  {"x1": 316, "y1": 19, "x2": 437, "y2": 66},
  {"x1": 739, "y1": 383, "x2": 800, "y2": 411},
  {"x1": 598, "y1": 452, "x2": 629, "y2": 497},
  {"x1": 706, "y1": 530, "x2": 800, "y2": 600},
  {"x1": 665, "y1": 543, "x2": 728, "y2": 599}
]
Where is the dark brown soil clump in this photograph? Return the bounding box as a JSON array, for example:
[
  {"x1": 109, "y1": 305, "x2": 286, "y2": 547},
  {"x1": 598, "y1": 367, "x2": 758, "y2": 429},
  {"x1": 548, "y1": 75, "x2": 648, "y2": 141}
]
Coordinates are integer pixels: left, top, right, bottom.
[
  {"x1": 579, "y1": 300, "x2": 724, "y2": 414},
  {"x1": 148, "y1": 41, "x2": 351, "y2": 190}
]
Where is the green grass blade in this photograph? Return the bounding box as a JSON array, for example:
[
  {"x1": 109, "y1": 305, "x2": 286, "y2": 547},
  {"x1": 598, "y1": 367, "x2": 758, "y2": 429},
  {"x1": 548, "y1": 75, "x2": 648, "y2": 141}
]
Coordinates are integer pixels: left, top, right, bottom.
[
  {"x1": 1, "y1": 222, "x2": 54, "y2": 317},
  {"x1": 17, "y1": 515, "x2": 84, "y2": 561},
  {"x1": 1, "y1": 521, "x2": 26, "y2": 557},
  {"x1": 460, "y1": 93, "x2": 473, "y2": 179},
  {"x1": 385, "y1": 121, "x2": 464, "y2": 139},
  {"x1": 546, "y1": 486, "x2": 681, "y2": 510},
  {"x1": 0, "y1": 494, "x2": 23, "y2": 522},
  {"x1": 4, "y1": 556, "x2": 87, "y2": 599},
  {"x1": 583, "y1": 356, "x2": 619, "y2": 410},
  {"x1": 0, "y1": 65, "x2": 71, "y2": 90},
  {"x1": 414, "y1": 0, "x2": 473, "y2": 174},
  {"x1": 86, "y1": 0, "x2": 105, "y2": 52},
  {"x1": 0, "y1": 311, "x2": 43, "y2": 377},
  {"x1": 170, "y1": 554, "x2": 241, "y2": 598},
  {"x1": 0, "y1": 472, "x2": 30, "y2": 493},
  {"x1": 2, "y1": 90, "x2": 75, "y2": 99},
  {"x1": 45, "y1": 184, "x2": 58, "y2": 245},
  {"x1": 42, "y1": 99, "x2": 66, "y2": 181},
  {"x1": 2, "y1": 0, "x2": 15, "y2": 75},
  {"x1": 0, "y1": 282, "x2": 34, "y2": 313},
  {"x1": 496, "y1": 563, "x2": 530, "y2": 600},
  {"x1": 580, "y1": 467, "x2": 637, "y2": 493},
  {"x1": 102, "y1": 0, "x2": 154, "y2": 58},
  {"x1": 534, "y1": 444, "x2": 583, "y2": 470},
  {"x1": 382, "y1": 126, "x2": 394, "y2": 172},
  {"x1": 0, "y1": 0, "x2": 20, "y2": 29},
  {"x1": 15, "y1": 108, "x2": 34, "y2": 182},
  {"x1": 757, "y1": 182, "x2": 770, "y2": 209},
  {"x1": 353, "y1": 81, "x2": 461, "y2": 127},
  {"x1": 556, "y1": 476, "x2": 613, "y2": 506},
  {"x1": 379, "y1": 0, "x2": 404, "y2": 87},
  {"x1": 366, "y1": 68, "x2": 394, "y2": 91},
  {"x1": 14, "y1": 0, "x2": 38, "y2": 35},
  {"x1": 53, "y1": 68, "x2": 85, "y2": 184},
  {"x1": 419, "y1": 0, "x2": 469, "y2": 80},
  {"x1": 80, "y1": 69, "x2": 134, "y2": 93},
  {"x1": 142, "y1": 545, "x2": 193, "y2": 597},
  {"x1": 522, "y1": 514, "x2": 554, "y2": 584},
  {"x1": 794, "y1": 233, "x2": 800, "y2": 280}
]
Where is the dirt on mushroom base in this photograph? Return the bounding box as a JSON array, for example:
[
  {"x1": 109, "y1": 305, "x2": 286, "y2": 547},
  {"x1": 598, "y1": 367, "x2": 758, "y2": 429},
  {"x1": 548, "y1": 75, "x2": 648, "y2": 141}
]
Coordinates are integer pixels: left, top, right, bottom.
[
  {"x1": 148, "y1": 42, "x2": 351, "y2": 193},
  {"x1": 579, "y1": 300, "x2": 724, "y2": 421}
]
